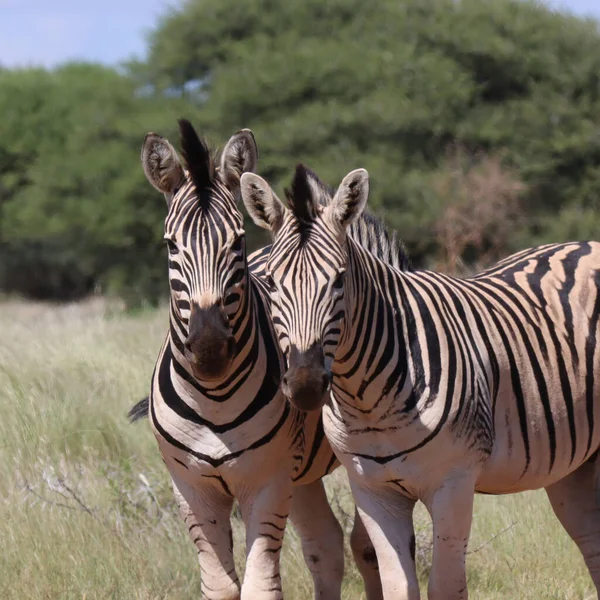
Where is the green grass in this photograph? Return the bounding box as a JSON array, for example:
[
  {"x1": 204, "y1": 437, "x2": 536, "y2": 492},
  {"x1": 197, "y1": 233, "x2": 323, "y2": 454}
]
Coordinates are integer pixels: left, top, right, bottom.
[{"x1": 0, "y1": 299, "x2": 595, "y2": 599}]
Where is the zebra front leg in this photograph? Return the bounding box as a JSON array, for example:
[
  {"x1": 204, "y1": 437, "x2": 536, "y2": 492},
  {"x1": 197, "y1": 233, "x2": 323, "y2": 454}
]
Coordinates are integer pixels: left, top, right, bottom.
[
  {"x1": 351, "y1": 483, "x2": 419, "y2": 600},
  {"x1": 172, "y1": 477, "x2": 240, "y2": 600},
  {"x1": 424, "y1": 472, "x2": 476, "y2": 600},
  {"x1": 350, "y1": 506, "x2": 383, "y2": 600},
  {"x1": 239, "y1": 479, "x2": 293, "y2": 600},
  {"x1": 289, "y1": 479, "x2": 345, "y2": 599},
  {"x1": 546, "y1": 453, "x2": 600, "y2": 593}
]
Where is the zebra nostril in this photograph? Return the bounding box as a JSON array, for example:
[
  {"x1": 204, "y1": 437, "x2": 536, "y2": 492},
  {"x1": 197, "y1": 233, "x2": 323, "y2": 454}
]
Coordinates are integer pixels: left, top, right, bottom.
[
  {"x1": 322, "y1": 372, "x2": 331, "y2": 393},
  {"x1": 226, "y1": 336, "x2": 235, "y2": 357},
  {"x1": 281, "y1": 374, "x2": 291, "y2": 397}
]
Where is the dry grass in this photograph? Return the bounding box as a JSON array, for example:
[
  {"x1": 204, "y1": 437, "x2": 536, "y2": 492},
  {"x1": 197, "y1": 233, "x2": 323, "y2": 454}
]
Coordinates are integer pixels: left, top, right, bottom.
[{"x1": 0, "y1": 299, "x2": 594, "y2": 599}]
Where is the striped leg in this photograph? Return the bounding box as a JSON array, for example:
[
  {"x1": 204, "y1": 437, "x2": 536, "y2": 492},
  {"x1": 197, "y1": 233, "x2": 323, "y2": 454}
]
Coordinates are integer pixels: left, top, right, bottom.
[
  {"x1": 425, "y1": 472, "x2": 476, "y2": 600},
  {"x1": 239, "y1": 479, "x2": 293, "y2": 600},
  {"x1": 172, "y1": 477, "x2": 240, "y2": 600},
  {"x1": 546, "y1": 453, "x2": 600, "y2": 593},
  {"x1": 350, "y1": 507, "x2": 383, "y2": 600},
  {"x1": 289, "y1": 479, "x2": 345, "y2": 599},
  {"x1": 351, "y1": 483, "x2": 419, "y2": 600}
]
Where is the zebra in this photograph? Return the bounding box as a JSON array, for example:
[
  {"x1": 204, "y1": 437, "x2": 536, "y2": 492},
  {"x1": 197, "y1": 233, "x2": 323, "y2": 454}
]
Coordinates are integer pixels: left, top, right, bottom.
[
  {"x1": 241, "y1": 163, "x2": 600, "y2": 599},
  {"x1": 135, "y1": 120, "x2": 381, "y2": 600}
]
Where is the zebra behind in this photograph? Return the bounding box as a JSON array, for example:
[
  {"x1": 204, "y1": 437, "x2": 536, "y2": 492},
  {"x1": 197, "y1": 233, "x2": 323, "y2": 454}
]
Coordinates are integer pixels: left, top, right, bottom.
[
  {"x1": 241, "y1": 164, "x2": 600, "y2": 599},
  {"x1": 137, "y1": 121, "x2": 380, "y2": 600}
]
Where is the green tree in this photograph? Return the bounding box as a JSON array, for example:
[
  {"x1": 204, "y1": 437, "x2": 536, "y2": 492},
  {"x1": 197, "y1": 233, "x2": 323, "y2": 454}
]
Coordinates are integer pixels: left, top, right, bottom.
[
  {"x1": 0, "y1": 63, "x2": 191, "y2": 303},
  {"x1": 3, "y1": 0, "x2": 600, "y2": 304},
  {"x1": 137, "y1": 0, "x2": 600, "y2": 264}
]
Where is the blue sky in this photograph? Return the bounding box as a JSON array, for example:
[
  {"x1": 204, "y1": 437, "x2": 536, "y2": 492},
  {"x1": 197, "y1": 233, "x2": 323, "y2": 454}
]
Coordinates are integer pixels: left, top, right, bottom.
[
  {"x1": 1, "y1": 0, "x2": 599, "y2": 68},
  {"x1": 0, "y1": 0, "x2": 171, "y2": 67}
]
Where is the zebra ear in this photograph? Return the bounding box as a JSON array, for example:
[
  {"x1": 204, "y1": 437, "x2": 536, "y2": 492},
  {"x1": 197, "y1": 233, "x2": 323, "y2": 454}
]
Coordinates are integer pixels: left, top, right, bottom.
[
  {"x1": 241, "y1": 173, "x2": 286, "y2": 234},
  {"x1": 220, "y1": 129, "x2": 259, "y2": 198},
  {"x1": 141, "y1": 133, "x2": 185, "y2": 203},
  {"x1": 326, "y1": 168, "x2": 369, "y2": 231}
]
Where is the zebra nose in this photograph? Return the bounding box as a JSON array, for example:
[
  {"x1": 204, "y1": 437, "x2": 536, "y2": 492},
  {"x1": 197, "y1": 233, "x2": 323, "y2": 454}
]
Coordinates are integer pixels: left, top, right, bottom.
[
  {"x1": 184, "y1": 303, "x2": 236, "y2": 380},
  {"x1": 281, "y1": 344, "x2": 331, "y2": 412},
  {"x1": 185, "y1": 334, "x2": 235, "y2": 360},
  {"x1": 281, "y1": 368, "x2": 330, "y2": 411}
]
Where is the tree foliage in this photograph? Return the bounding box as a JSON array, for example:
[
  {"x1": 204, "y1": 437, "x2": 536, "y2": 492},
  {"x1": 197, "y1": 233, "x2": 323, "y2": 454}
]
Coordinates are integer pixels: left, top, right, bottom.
[
  {"x1": 0, "y1": 64, "x2": 190, "y2": 302},
  {"x1": 2, "y1": 0, "x2": 600, "y2": 303},
  {"x1": 139, "y1": 0, "x2": 600, "y2": 261}
]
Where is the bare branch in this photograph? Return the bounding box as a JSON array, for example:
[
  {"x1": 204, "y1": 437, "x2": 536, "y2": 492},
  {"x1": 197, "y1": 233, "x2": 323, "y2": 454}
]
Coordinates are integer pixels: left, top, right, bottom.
[
  {"x1": 23, "y1": 480, "x2": 79, "y2": 513},
  {"x1": 467, "y1": 521, "x2": 518, "y2": 555}
]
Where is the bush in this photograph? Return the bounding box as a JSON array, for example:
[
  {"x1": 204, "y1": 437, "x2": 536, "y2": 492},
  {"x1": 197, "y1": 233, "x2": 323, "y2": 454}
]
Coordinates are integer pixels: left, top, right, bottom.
[{"x1": 2, "y1": 0, "x2": 600, "y2": 303}]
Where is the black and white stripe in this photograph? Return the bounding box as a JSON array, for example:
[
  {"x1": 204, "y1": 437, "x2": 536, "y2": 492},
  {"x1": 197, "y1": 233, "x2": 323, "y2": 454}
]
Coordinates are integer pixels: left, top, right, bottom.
[
  {"x1": 242, "y1": 163, "x2": 600, "y2": 599},
  {"x1": 136, "y1": 124, "x2": 353, "y2": 600}
]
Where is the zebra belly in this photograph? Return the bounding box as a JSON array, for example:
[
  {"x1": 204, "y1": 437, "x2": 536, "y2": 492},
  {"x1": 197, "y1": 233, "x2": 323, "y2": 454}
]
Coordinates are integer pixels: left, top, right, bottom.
[
  {"x1": 475, "y1": 449, "x2": 594, "y2": 494},
  {"x1": 323, "y1": 404, "x2": 487, "y2": 498},
  {"x1": 476, "y1": 378, "x2": 600, "y2": 493}
]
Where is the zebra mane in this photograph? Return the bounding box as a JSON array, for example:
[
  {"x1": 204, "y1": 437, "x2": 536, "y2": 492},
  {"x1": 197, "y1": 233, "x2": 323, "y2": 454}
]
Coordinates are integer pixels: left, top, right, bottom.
[
  {"x1": 348, "y1": 211, "x2": 412, "y2": 272},
  {"x1": 284, "y1": 164, "x2": 323, "y2": 228},
  {"x1": 178, "y1": 119, "x2": 216, "y2": 204},
  {"x1": 285, "y1": 164, "x2": 411, "y2": 271}
]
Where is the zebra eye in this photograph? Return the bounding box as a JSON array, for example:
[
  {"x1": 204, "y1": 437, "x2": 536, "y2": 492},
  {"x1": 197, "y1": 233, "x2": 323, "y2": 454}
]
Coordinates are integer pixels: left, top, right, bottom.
[
  {"x1": 165, "y1": 239, "x2": 179, "y2": 255},
  {"x1": 265, "y1": 274, "x2": 276, "y2": 291},
  {"x1": 333, "y1": 271, "x2": 345, "y2": 290},
  {"x1": 230, "y1": 235, "x2": 245, "y2": 254}
]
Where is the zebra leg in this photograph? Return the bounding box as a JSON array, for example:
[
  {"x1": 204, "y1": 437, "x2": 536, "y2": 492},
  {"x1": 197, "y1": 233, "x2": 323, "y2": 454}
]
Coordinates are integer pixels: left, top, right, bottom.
[
  {"x1": 351, "y1": 483, "x2": 419, "y2": 600},
  {"x1": 425, "y1": 472, "x2": 476, "y2": 600},
  {"x1": 546, "y1": 453, "x2": 600, "y2": 592},
  {"x1": 289, "y1": 479, "x2": 345, "y2": 599},
  {"x1": 350, "y1": 506, "x2": 383, "y2": 600},
  {"x1": 239, "y1": 480, "x2": 293, "y2": 600},
  {"x1": 172, "y1": 477, "x2": 240, "y2": 600}
]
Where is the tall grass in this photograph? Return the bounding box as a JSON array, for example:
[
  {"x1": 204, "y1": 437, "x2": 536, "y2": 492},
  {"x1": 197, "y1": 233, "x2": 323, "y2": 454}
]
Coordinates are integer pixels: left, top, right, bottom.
[{"x1": 0, "y1": 300, "x2": 594, "y2": 599}]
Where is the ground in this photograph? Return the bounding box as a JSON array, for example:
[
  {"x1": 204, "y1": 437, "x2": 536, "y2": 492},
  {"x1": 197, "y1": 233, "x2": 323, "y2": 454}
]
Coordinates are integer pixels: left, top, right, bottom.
[{"x1": 0, "y1": 298, "x2": 595, "y2": 599}]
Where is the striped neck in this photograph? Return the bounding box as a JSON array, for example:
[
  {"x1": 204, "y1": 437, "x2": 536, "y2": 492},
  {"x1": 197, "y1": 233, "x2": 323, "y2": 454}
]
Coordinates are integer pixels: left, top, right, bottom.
[{"x1": 334, "y1": 237, "x2": 412, "y2": 405}]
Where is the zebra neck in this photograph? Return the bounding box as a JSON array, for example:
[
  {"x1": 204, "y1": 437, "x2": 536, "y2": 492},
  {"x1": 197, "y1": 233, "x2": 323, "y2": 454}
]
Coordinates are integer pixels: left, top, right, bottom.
[{"x1": 333, "y1": 239, "x2": 413, "y2": 407}]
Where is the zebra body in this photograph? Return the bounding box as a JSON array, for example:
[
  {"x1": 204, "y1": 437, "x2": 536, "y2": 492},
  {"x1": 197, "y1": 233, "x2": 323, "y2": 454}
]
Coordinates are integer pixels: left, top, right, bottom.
[
  {"x1": 144, "y1": 125, "x2": 328, "y2": 600},
  {"x1": 150, "y1": 245, "x2": 334, "y2": 490},
  {"x1": 327, "y1": 241, "x2": 600, "y2": 493},
  {"x1": 241, "y1": 164, "x2": 600, "y2": 599},
  {"x1": 139, "y1": 123, "x2": 380, "y2": 600}
]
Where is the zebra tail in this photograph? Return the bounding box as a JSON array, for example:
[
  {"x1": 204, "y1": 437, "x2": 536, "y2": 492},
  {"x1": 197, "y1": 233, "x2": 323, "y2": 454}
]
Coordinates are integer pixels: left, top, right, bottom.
[{"x1": 128, "y1": 396, "x2": 149, "y2": 423}]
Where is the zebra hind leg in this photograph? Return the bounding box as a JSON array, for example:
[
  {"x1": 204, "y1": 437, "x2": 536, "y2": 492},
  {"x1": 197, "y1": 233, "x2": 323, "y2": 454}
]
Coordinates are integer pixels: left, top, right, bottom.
[
  {"x1": 172, "y1": 477, "x2": 240, "y2": 600},
  {"x1": 350, "y1": 506, "x2": 383, "y2": 600},
  {"x1": 546, "y1": 452, "x2": 600, "y2": 593},
  {"x1": 289, "y1": 479, "x2": 345, "y2": 600}
]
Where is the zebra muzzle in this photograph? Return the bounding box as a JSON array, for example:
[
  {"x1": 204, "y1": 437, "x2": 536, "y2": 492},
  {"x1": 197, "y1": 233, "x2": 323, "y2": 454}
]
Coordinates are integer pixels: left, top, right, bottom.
[
  {"x1": 282, "y1": 344, "x2": 332, "y2": 412},
  {"x1": 184, "y1": 303, "x2": 236, "y2": 380}
]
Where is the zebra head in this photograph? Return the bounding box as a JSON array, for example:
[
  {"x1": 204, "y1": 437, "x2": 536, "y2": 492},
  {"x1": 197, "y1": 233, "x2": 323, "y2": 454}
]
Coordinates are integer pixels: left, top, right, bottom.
[
  {"x1": 141, "y1": 120, "x2": 258, "y2": 381},
  {"x1": 241, "y1": 164, "x2": 369, "y2": 411}
]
